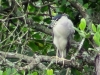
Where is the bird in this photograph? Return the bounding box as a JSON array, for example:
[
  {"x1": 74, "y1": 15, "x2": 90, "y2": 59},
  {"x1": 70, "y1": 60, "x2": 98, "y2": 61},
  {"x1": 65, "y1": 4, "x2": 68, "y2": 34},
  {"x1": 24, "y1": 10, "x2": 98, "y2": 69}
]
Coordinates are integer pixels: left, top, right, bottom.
[{"x1": 49, "y1": 13, "x2": 75, "y2": 65}]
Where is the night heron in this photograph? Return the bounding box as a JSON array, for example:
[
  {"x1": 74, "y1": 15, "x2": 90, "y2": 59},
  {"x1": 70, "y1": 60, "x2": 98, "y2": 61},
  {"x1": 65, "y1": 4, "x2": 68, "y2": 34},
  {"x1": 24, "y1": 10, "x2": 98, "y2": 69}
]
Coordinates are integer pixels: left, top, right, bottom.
[{"x1": 49, "y1": 13, "x2": 75, "y2": 65}]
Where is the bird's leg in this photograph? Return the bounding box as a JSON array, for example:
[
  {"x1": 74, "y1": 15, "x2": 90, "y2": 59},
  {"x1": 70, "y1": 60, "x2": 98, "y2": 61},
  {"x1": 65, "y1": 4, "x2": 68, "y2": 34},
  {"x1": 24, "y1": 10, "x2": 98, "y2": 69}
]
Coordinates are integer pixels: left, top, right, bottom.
[
  {"x1": 56, "y1": 49, "x2": 59, "y2": 64},
  {"x1": 61, "y1": 51, "x2": 64, "y2": 67}
]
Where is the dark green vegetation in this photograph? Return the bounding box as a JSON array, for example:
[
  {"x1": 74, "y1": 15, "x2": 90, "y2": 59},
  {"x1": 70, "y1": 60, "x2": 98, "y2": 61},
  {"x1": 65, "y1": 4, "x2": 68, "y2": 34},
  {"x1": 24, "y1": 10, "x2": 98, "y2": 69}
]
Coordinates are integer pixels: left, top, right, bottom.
[{"x1": 0, "y1": 0, "x2": 100, "y2": 75}]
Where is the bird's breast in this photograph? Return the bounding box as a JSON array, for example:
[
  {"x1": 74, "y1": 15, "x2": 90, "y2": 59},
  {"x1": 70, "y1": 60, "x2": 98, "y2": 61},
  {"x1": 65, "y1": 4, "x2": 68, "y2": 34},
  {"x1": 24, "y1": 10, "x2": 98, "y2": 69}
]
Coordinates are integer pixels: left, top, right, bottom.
[
  {"x1": 53, "y1": 24, "x2": 70, "y2": 38},
  {"x1": 52, "y1": 16, "x2": 75, "y2": 38}
]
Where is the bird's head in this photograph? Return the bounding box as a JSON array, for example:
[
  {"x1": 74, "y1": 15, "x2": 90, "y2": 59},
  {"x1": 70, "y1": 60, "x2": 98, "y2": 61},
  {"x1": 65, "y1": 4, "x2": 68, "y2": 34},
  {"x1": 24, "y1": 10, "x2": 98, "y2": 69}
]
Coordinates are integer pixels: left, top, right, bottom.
[{"x1": 48, "y1": 13, "x2": 69, "y2": 29}]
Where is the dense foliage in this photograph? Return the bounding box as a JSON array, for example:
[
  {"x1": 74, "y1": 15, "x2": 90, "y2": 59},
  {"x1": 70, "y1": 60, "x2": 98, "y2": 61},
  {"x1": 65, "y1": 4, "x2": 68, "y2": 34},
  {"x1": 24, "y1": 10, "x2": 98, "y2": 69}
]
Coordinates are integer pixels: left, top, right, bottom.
[{"x1": 0, "y1": 0, "x2": 100, "y2": 75}]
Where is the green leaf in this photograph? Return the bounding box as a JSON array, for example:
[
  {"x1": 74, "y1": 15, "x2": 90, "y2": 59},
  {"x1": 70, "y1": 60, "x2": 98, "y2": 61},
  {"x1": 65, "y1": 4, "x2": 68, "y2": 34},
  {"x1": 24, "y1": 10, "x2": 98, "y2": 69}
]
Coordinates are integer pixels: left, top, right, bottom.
[
  {"x1": 61, "y1": 0, "x2": 66, "y2": 5},
  {"x1": 28, "y1": 4, "x2": 35, "y2": 12},
  {"x1": 41, "y1": 6, "x2": 48, "y2": 12},
  {"x1": 55, "y1": 8, "x2": 60, "y2": 13},
  {"x1": 65, "y1": 2, "x2": 70, "y2": 6},
  {"x1": 32, "y1": 72, "x2": 38, "y2": 75},
  {"x1": 15, "y1": 74, "x2": 20, "y2": 75},
  {"x1": 92, "y1": 23, "x2": 96, "y2": 32},
  {"x1": 4, "y1": 68, "x2": 11, "y2": 75},
  {"x1": 32, "y1": 33, "x2": 41, "y2": 39},
  {"x1": 21, "y1": 26, "x2": 28, "y2": 32},
  {"x1": 93, "y1": 32, "x2": 100, "y2": 46},
  {"x1": 86, "y1": 8, "x2": 92, "y2": 15},
  {"x1": 86, "y1": 33, "x2": 91, "y2": 38},
  {"x1": 77, "y1": 0, "x2": 83, "y2": 5},
  {"x1": 37, "y1": 42, "x2": 44, "y2": 47},
  {"x1": 47, "y1": 69, "x2": 53, "y2": 75},
  {"x1": 43, "y1": 18, "x2": 51, "y2": 24},
  {"x1": 74, "y1": 27, "x2": 80, "y2": 32},
  {"x1": 0, "y1": 70, "x2": 3, "y2": 75},
  {"x1": 32, "y1": 16, "x2": 43, "y2": 22},
  {"x1": 28, "y1": 41, "x2": 39, "y2": 51},
  {"x1": 71, "y1": 68, "x2": 81, "y2": 75},
  {"x1": 97, "y1": 24, "x2": 100, "y2": 32},
  {"x1": 79, "y1": 31, "x2": 86, "y2": 38},
  {"x1": 84, "y1": 3, "x2": 89, "y2": 9},
  {"x1": 79, "y1": 18, "x2": 86, "y2": 31},
  {"x1": 20, "y1": 70, "x2": 25, "y2": 75},
  {"x1": 59, "y1": 5, "x2": 66, "y2": 12},
  {"x1": 83, "y1": 65, "x2": 89, "y2": 72},
  {"x1": 1, "y1": 0, "x2": 9, "y2": 8},
  {"x1": 11, "y1": 68, "x2": 17, "y2": 74}
]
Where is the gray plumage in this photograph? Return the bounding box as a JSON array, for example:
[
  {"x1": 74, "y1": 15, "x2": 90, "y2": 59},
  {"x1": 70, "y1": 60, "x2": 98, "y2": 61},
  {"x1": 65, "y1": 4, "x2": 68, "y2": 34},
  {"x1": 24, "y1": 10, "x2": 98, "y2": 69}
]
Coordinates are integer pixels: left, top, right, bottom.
[{"x1": 50, "y1": 14, "x2": 75, "y2": 58}]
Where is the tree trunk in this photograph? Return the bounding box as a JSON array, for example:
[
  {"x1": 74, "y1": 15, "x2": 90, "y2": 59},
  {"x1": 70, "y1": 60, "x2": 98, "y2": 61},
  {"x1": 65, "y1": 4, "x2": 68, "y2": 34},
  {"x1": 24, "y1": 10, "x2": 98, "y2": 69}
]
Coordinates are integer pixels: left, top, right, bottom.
[{"x1": 95, "y1": 53, "x2": 100, "y2": 75}]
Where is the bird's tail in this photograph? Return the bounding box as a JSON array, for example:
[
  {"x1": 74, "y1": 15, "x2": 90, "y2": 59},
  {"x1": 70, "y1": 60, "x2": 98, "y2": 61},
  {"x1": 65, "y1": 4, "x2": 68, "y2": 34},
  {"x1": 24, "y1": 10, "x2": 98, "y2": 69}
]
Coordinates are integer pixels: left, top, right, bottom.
[{"x1": 66, "y1": 40, "x2": 70, "y2": 54}]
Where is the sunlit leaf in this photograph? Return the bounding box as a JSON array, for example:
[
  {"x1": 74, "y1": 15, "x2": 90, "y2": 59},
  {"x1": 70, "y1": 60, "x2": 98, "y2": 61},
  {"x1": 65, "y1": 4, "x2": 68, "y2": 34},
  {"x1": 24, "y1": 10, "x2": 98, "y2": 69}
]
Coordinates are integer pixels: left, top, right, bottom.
[
  {"x1": 97, "y1": 24, "x2": 100, "y2": 32},
  {"x1": 79, "y1": 18, "x2": 86, "y2": 31},
  {"x1": 47, "y1": 69, "x2": 53, "y2": 75},
  {"x1": 32, "y1": 71, "x2": 38, "y2": 75},
  {"x1": 0, "y1": 70, "x2": 3, "y2": 75},
  {"x1": 93, "y1": 32, "x2": 100, "y2": 46},
  {"x1": 92, "y1": 23, "x2": 96, "y2": 32}
]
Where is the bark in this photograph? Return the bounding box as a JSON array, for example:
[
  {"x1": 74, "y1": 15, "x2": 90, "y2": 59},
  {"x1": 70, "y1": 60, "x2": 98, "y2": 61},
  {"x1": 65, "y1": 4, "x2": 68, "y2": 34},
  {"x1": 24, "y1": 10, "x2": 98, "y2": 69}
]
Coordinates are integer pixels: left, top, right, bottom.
[{"x1": 95, "y1": 53, "x2": 100, "y2": 75}]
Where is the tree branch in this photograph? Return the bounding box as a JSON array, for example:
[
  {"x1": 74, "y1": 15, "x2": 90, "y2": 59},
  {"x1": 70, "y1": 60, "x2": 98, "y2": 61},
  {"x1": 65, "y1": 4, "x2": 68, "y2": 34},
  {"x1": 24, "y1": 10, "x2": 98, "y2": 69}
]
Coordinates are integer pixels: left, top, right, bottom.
[
  {"x1": 95, "y1": 53, "x2": 100, "y2": 75},
  {"x1": 0, "y1": 51, "x2": 94, "y2": 71},
  {"x1": 68, "y1": 0, "x2": 92, "y2": 28}
]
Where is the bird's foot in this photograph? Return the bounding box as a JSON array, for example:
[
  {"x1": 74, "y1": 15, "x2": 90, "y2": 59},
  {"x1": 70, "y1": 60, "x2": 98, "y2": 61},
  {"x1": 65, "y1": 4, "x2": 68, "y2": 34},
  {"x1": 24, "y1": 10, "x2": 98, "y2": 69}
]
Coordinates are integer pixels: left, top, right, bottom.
[{"x1": 60, "y1": 57, "x2": 65, "y2": 67}]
